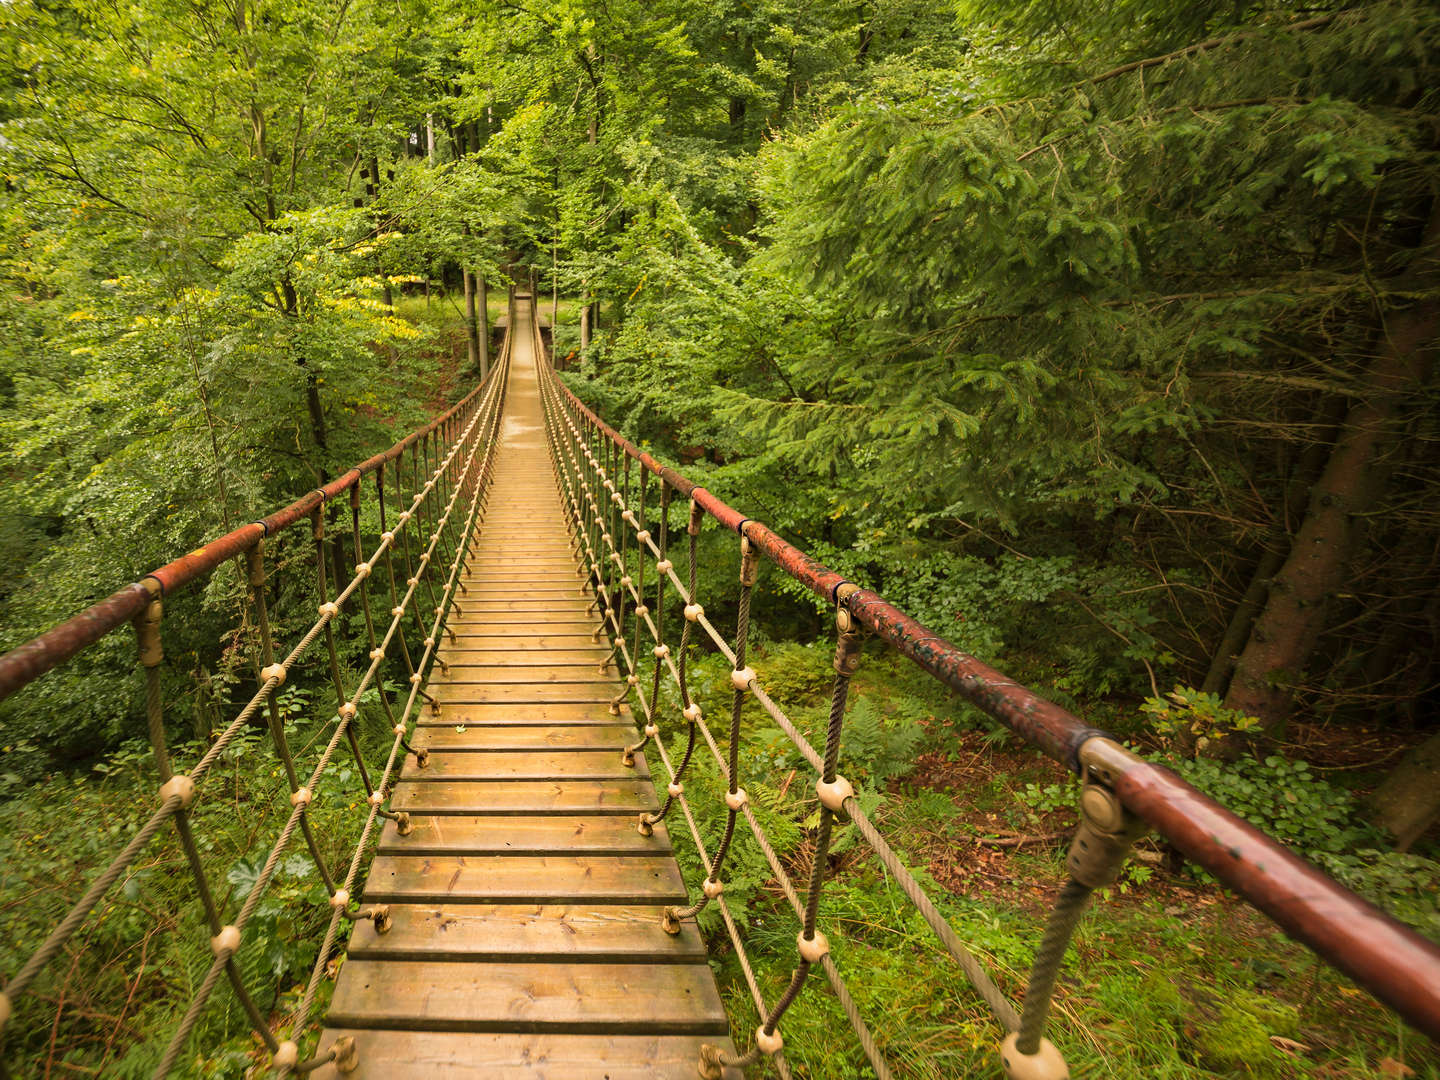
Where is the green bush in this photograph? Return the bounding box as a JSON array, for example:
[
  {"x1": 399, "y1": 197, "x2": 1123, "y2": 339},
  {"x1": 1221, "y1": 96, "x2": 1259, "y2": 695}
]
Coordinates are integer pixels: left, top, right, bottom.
[{"x1": 1171, "y1": 753, "x2": 1385, "y2": 865}]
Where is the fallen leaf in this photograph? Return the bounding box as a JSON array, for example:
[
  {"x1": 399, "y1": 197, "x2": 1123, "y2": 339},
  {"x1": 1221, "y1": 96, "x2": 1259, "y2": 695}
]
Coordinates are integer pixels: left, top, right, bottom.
[
  {"x1": 1269, "y1": 1036, "x2": 1310, "y2": 1056},
  {"x1": 1377, "y1": 1058, "x2": 1414, "y2": 1078}
]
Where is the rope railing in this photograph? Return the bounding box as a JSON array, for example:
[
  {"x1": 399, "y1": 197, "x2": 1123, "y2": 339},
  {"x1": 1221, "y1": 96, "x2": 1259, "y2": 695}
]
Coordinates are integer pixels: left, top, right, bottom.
[
  {"x1": 0, "y1": 326, "x2": 513, "y2": 1075},
  {"x1": 531, "y1": 302, "x2": 1440, "y2": 1077}
]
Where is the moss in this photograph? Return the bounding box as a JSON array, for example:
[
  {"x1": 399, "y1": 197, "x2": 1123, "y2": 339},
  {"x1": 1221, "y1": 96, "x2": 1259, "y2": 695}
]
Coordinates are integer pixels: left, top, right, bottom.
[{"x1": 1143, "y1": 975, "x2": 1299, "y2": 1076}]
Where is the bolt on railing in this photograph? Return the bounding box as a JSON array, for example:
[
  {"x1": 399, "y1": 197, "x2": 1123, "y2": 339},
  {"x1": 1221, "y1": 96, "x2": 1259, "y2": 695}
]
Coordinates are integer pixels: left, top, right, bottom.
[
  {"x1": 530, "y1": 300, "x2": 1440, "y2": 1078},
  {"x1": 0, "y1": 326, "x2": 514, "y2": 1076}
]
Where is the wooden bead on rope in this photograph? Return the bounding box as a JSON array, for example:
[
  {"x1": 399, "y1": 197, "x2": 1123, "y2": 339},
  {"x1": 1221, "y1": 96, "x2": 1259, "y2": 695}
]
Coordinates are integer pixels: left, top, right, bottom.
[{"x1": 1001, "y1": 1034, "x2": 1069, "y2": 1080}]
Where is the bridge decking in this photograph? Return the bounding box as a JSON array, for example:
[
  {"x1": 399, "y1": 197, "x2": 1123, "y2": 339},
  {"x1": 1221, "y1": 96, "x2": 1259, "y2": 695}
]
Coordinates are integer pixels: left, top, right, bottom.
[{"x1": 315, "y1": 303, "x2": 739, "y2": 1078}]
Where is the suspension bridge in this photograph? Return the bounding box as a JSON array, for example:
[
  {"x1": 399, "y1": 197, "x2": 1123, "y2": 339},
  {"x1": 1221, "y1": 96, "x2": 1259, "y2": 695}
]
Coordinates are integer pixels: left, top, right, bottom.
[{"x1": 0, "y1": 295, "x2": 1438, "y2": 1078}]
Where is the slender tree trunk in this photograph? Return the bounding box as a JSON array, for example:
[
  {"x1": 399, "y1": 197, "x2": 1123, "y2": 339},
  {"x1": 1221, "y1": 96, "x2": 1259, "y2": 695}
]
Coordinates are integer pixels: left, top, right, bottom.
[
  {"x1": 580, "y1": 294, "x2": 592, "y2": 349},
  {"x1": 1202, "y1": 546, "x2": 1286, "y2": 695},
  {"x1": 463, "y1": 268, "x2": 480, "y2": 375},
  {"x1": 1203, "y1": 400, "x2": 1344, "y2": 696},
  {"x1": 478, "y1": 275, "x2": 490, "y2": 380},
  {"x1": 1225, "y1": 203, "x2": 1440, "y2": 733}
]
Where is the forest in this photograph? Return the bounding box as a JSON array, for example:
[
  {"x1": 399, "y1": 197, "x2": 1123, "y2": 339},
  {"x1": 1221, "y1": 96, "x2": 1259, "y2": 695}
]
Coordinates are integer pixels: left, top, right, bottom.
[{"x1": 0, "y1": 0, "x2": 1438, "y2": 1076}]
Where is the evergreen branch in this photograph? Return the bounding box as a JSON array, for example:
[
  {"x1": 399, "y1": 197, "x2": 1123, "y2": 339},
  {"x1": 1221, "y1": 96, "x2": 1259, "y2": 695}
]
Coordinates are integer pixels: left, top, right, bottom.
[{"x1": 1077, "y1": 11, "x2": 1345, "y2": 88}]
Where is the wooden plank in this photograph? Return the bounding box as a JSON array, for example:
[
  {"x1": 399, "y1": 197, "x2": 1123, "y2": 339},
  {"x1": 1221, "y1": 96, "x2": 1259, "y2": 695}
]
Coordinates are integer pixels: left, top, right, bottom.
[
  {"x1": 344, "y1": 903, "x2": 698, "y2": 961},
  {"x1": 435, "y1": 667, "x2": 613, "y2": 685},
  {"x1": 460, "y1": 588, "x2": 589, "y2": 598},
  {"x1": 414, "y1": 703, "x2": 629, "y2": 727},
  {"x1": 399, "y1": 750, "x2": 644, "y2": 781},
  {"x1": 434, "y1": 634, "x2": 607, "y2": 651},
  {"x1": 361, "y1": 855, "x2": 685, "y2": 904},
  {"x1": 446, "y1": 621, "x2": 599, "y2": 637},
  {"x1": 325, "y1": 961, "x2": 728, "y2": 1034},
  {"x1": 390, "y1": 780, "x2": 656, "y2": 815},
  {"x1": 413, "y1": 725, "x2": 635, "y2": 751},
  {"x1": 465, "y1": 599, "x2": 593, "y2": 613},
  {"x1": 438, "y1": 650, "x2": 614, "y2": 665},
  {"x1": 432, "y1": 684, "x2": 617, "y2": 705},
  {"x1": 378, "y1": 815, "x2": 667, "y2": 855},
  {"x1": 311, "y1": 1032, "x2": 742, "y2": 1080}
]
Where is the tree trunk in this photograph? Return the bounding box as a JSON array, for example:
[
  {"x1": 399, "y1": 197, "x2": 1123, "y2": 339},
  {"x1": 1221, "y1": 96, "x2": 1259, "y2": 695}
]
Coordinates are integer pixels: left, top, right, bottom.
[
  {"x1": 463, "y1": 268, "x2": 480, "y2": 374},
  {"x1": 1224, "y1": 203, "x2": 1440, "y2": 734},
  {"x1": 1203, "y1": 400, "x2": 1344, "y2": 697},
  {"x1": 1202, "y1": 545, "x2": 1286, "y2": 695},
  {"x1": 478, "y1": 275, "x2": 490, "y2": 380},
  {"x1": 580, "y1": 292, "x2": 592, "y2": 350},
  {"x1": 1370, "y1": 730, "x2": 1440, "y2": 850}
]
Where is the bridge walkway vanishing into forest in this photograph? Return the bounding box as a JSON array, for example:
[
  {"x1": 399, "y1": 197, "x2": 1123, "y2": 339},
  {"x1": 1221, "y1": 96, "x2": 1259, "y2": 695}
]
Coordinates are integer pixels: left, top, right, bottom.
[
  {"x1": 311, "y1": 301, "x2": 739, "y2": 1077},
  {"x1": 2, "y1": 296, "x2": 1440, "y2": 1080}
]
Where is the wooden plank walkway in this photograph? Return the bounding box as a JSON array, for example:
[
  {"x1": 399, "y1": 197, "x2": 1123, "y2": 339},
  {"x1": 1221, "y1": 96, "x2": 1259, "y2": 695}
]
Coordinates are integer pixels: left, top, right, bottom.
[{"x1": 315, "y1": 301, "x2": 739, "y2": 1078}]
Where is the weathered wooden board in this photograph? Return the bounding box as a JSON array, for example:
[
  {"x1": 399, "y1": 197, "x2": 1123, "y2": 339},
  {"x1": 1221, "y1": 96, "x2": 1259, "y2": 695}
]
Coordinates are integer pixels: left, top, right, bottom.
[
  {"x1": 438, "y1": 650, "x2": 615, "y2": 665},
  {"x1": 344, "y1": 904, "x2": 699, "y2": 961},
  {"x1": 411, "y1": 725, "x2": 635, "y2": 752},
  {"x1": 378, "y1": 814, "x2": 666, "y2": 856},
  {"x1": 362, "y1": 854, "x2": 685, "y2": 904},
  {"x1": 435, "y1": 665, "x2": 613, "y2": 685},
  {"x1": 311, "y1": 1031, "x2": 743, "y2": 1079},
  {"x1": 327, "y1": 961, "x2": 727, "y2": 1034},
  {"x1": 389, "y1": 780, "x2": 657, "y2": 815},
  {"x1": 412, "y1": 702, "x2": 630, "y2": 728},
  {"x1": 398, "y1": 749, "x2": 645, "y2": 781},
  {"x1": 432, "y1": 683, "x2": 618, "y2": 705}
]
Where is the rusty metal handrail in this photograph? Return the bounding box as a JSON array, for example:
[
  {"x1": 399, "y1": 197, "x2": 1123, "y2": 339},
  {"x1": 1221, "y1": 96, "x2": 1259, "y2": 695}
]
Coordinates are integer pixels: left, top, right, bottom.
[{"x1": 544, "y1": 359, "x2": 1440, "y2": 1043}]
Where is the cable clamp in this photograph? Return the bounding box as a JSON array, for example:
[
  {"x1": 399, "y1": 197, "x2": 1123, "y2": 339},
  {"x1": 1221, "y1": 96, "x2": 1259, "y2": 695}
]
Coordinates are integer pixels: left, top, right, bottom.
[
  {"x1": 797, "y1": 929, "x2": 829, "y2": 963},
  {"x1": 1000, "y1": 1034, "x2": 1069, "y2": 1080},
  {"x1": 271, "y1": 1041, "x2": 299, "y2": 1070},
  {"x1": 815, "y1": 775, "x2": 855, "y2": 813},
  {"x1": 211, "y1": 925, "x2": 242, "y2": 957},
  {"x1": 725, "y1": 788, "x2": 748, "y2": 811},
  {"x1": 158, "y1": 774, "x2": 196, "y2": 810},
  {"x1": 730, "y1": 667, "x2": 755, "y2": 691}
]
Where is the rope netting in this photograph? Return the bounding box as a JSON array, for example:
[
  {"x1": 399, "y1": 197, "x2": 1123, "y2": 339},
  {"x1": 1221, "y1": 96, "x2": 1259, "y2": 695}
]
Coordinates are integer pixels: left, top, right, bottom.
[
  {"x1": 529, "y1": 301, "x2": 1440, "y2": 1078},
  {"x1": 0, "y1": 327, "x2": 514, "y2": 1076}
]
